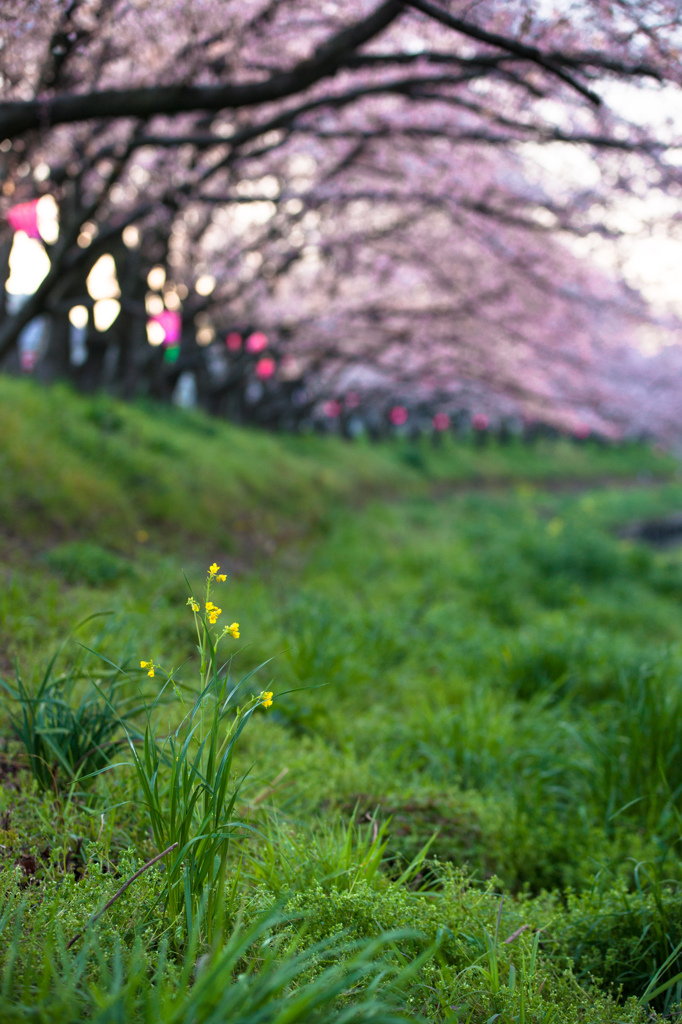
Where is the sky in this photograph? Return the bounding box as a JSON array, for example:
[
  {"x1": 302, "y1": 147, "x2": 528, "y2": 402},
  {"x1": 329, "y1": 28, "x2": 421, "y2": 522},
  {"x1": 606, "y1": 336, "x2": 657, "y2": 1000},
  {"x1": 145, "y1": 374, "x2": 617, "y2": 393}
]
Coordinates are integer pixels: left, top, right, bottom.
[{"x1": 524, "y1": 80, "x2": 682, "y2": 341}]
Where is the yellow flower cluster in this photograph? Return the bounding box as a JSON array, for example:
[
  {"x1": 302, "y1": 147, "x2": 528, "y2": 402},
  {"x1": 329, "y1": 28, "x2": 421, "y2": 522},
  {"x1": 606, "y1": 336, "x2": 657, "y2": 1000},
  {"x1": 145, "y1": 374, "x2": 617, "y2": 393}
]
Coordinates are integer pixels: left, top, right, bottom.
[
  {"x1": 208, "y1": 563, "x2": 227, "y2": 582},
  {"x1": 187, "y1": 598, "x2": 200, "y2": 612},
  {"x1": 262, "y1": 691, "x2": 273, "y2": 709},
  {"x1": 205, "y1": 601, "x2": 222, "y2": 625},
  {"x1": 140, "y1": 659, "x2": 155, "y2": 678},
  {"x1": 226, "y1": 622, "x2": 239, "y2": 638}
]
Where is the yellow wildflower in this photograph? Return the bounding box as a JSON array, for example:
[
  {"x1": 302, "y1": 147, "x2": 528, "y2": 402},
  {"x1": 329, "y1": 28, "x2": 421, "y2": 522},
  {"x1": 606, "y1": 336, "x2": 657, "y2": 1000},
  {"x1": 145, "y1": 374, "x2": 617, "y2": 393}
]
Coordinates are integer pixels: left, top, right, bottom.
[
  {"x1": 226, "y1": 622, "x2": 240, "y2": 639},
  {"x1": 205, "y1": 601, "x2": 221, "y2": 624},
  {"x1": 262, "y1": 691, "x2": 273, "y2": 709},
  {"x1": 187, "y1": 598, "x2": 200, "y2": 612},
  {"x1": 208, "y1": 563, "x2": 220, "y2": 577},
  {"x1": 217, "y1": 574, "x2": 227, "y2": 582},
  {"x1": 140, "y1": 659, "x2": 155, "y2": 678}
]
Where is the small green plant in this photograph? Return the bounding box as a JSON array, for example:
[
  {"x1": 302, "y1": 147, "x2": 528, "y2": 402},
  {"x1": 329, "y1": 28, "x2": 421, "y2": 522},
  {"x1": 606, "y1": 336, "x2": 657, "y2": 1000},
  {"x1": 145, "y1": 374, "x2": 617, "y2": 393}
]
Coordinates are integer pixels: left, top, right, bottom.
[
  {"x1": 46, "y1": 541, "x2": 132, "y2": 587},
  {"x1": 0, "y1": 619, "x2": 144, "y2": 794},
  {"x1": 242, "y1": 809, "x2": 434, "y2": 896},
  {"x1": 109, "y1": 563, "x2": 275, "y2": 944}
]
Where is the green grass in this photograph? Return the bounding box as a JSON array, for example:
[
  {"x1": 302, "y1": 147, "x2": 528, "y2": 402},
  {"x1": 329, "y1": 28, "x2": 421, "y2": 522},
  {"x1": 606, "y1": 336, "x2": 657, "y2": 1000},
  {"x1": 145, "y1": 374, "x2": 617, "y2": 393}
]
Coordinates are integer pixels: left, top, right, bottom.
[
  {"x1": 2, "y1": 377, "x2": 682, "y2": 1020},
  {"x1": 0, "y1": 376, "x2": 674, "y2": 555}
]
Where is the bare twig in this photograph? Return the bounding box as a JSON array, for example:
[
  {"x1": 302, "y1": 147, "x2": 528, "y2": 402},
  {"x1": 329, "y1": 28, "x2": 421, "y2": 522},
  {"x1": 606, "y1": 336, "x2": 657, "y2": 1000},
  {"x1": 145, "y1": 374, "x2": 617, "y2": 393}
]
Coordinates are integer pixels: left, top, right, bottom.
[{"x1": 65, "y1": 841, "x2": 178, "y2": 950}]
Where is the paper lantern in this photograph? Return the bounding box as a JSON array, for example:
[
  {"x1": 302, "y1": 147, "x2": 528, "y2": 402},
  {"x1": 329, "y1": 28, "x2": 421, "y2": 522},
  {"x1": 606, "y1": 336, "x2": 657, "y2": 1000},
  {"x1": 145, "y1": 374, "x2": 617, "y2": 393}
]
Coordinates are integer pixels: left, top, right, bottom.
[
  {"x1": 472, "y1": 413, "x2": 489, "y2": 431},
  {"x1": 245, "y1": 331, "x2": 268, "y2": 353},
  {"x1": 7, "y1": 200, "x2": 41, "y2": 239},
  {"x1": 255, "y1": 357, "x2": 276, "y2": 379},
  {"x1": 93, "y1": 299, "x2": 120, "y2": 332},
  {"x1": 147, "y1": 265, "x2": 166, "y2": 291},
  {"x1": 20, "y1": 350, "x2": 37, "y2": 372},
  {"x1": 5, "y1": 232, "x2": 50, "y2": 295},
  {"x1": 195, "y1": 274, "x2": 216, "y2": 296},
  {"x1": 87, "y1": 254, "x2": 120, "y2": 301},
  {"x1": 389, "y1": 405, "x2": 408, "y2": 426},
  {"x1": 226, "y1": 332, "x2": 242, "y2": 351},
  {"x1": 149, "y1": 309, "x2": 181, "y2": 345},
  {"x1": 323, "y1": 399, "x2": 342, "y2": 418}
]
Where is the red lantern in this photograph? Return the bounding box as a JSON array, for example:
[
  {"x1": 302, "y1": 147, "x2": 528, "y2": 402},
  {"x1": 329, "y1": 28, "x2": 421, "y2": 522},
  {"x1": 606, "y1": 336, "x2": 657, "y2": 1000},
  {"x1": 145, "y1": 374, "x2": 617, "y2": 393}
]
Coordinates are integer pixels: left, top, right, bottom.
[{"x1": 226, "y1": 331, "x2": 242, "y2": 351}]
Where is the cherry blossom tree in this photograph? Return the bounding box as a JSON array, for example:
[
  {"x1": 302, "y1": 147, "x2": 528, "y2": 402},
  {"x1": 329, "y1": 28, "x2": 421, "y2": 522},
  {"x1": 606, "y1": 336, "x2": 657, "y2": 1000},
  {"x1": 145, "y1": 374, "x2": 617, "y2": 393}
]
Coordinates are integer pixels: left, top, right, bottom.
[{"x1": 2, "y1": 0, "x2": 682, "y2": 436}]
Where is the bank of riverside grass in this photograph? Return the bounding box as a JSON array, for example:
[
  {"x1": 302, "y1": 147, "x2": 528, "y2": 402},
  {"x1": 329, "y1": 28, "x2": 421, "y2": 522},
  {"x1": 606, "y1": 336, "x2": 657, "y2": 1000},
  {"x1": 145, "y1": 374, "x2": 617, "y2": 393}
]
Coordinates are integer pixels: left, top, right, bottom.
[
  {"x1": 9, "y1": 380, "x2": 682, "y2": 1020},
  {"x1": 123, "y1": 561, "x2": 275, "y2": 945}
]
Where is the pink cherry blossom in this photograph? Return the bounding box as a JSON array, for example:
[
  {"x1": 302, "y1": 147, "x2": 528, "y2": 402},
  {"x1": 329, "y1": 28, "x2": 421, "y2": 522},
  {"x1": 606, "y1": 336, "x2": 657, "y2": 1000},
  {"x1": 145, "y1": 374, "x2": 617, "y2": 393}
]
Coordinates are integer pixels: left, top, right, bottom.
[{"x1": 3, "y1": 2, "x2": 682, "y2": 440}]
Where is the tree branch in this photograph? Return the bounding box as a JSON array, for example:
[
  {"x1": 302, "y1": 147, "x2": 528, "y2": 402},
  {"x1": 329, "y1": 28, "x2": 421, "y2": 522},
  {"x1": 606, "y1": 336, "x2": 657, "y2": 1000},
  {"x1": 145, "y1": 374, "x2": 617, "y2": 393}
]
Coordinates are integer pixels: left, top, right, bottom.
[
  {"x1": 404, "y1": 0, "x2": 602, "y2": 105},
  {"x1": 0, "y1": 0, "x2": 402, "y2": 137}
]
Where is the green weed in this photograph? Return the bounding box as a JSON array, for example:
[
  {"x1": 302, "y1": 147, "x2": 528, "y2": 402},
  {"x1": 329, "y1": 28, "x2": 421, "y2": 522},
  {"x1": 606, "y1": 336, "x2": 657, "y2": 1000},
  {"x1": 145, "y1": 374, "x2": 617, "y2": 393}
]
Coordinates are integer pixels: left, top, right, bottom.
[
  {"x1": 0, "y1": 617, "x2": 145, "y2": 795},
  {"x1": 46, "y1": 541, "x2": 133, "y2": 587}
]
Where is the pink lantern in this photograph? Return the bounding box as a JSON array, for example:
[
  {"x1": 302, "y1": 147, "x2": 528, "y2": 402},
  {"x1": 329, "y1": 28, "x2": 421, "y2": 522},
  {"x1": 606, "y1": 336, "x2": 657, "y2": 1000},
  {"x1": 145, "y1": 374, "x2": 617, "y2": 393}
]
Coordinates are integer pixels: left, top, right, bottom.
[
  {"x1": 255, "y1": 356, "x2": 276, "y2": 380},
  {"x1": 150, "y1": 309, "x2": 181, "y2": 345},
  {"x1": 389, "y1": 405, "x2": 408, "y2": 426},
  {"x1": 245, "y1": 331, "x2": 268, "y2": 353},
  {"x1": 20, "y1": 350, "x2": 37, "y2": 372},
  {"x1": 472, "y1": 413, "x2": 489, "y2": 431},
  {"x1": 7, "y1": 199, "x2": 41, "y2": 240},
  {"x1": 323, "y1": 399, "x2": 342, "y2": 418},
  {"x1": 433, "y1": 412, "x2": 450, "y2": 431},
  {"x1": 226, "y1": 331, "x2": 242, "y2": 351}
]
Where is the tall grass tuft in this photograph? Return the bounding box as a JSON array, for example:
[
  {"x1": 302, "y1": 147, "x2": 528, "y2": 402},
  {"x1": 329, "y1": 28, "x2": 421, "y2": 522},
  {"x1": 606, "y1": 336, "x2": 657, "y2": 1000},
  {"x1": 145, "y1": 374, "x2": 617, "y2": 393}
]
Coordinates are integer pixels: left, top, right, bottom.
[
  {"x1": 0, "y1": 614, "x2": 144, "y2": 795},
  {"x1": 93, "y1": 563, "x2": 276, "y2": 944},
  {"x1": 0, "y1": 899, "x2": 415, "y2": 1023}
]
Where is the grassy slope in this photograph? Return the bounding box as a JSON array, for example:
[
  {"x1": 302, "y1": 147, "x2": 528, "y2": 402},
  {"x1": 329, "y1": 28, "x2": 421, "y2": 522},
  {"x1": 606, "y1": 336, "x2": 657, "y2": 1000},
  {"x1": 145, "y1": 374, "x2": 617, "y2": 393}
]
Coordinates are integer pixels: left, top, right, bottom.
[
  {"x1": 0, "y1": 375, "x2": 674, "y2": 551},
  {"x1": 3, "y1": 377, "x2": 682, "y2": 1020}
]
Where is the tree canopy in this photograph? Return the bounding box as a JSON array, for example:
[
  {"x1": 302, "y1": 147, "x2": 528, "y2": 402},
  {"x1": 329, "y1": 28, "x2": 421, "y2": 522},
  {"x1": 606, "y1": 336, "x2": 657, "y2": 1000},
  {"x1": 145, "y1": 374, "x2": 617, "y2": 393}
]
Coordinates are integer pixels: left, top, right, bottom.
[{"x1": 2, "y1": 1, "x2": 682, "y2": 437}]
